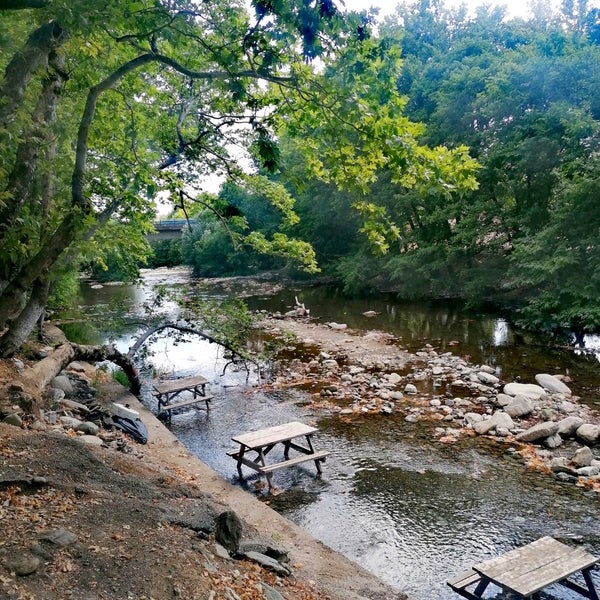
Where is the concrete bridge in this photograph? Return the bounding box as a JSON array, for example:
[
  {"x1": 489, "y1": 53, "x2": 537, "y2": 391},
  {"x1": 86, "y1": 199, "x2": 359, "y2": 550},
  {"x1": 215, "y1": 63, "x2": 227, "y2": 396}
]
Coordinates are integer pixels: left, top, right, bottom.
[{"x1": 148, "y1": 219, "x2": 196, "y2": 242}]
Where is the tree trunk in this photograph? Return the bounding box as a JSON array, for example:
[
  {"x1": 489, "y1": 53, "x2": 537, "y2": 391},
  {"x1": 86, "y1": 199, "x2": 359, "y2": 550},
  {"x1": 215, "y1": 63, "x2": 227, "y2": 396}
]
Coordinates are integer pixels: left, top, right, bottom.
[
  {"x1": 0, "y1": 278, "x2": 50, "y2": 357},
  {"x1": 0, "y1": 21, "x2": 67, "y2": 128},
  {"x1": 71, "y1": 343, "x2": 141, "y2": 395},
  {"x1": 1, "y1": 53, "x2": 67, "y2": 226}
]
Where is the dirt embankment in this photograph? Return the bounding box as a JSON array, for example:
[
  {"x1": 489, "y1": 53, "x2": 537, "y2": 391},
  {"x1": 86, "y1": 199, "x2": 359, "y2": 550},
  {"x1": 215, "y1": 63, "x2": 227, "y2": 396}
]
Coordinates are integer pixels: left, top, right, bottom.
[{"x1": 0, "y1": 364, "x2": 406, "y2": 600}]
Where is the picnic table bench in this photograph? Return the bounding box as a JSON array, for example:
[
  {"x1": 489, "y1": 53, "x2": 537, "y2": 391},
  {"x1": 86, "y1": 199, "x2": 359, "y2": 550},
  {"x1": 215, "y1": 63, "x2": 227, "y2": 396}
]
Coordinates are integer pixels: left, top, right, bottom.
[
  {"x1": 448, "y1": 536, "x2": 599, "y2": 600},
  {"x1": 153, "y1": 375, "x2": 213, "y2": 423},
  {"x1": 227, "y1": 421, "x2": 329, "y2": 489}
]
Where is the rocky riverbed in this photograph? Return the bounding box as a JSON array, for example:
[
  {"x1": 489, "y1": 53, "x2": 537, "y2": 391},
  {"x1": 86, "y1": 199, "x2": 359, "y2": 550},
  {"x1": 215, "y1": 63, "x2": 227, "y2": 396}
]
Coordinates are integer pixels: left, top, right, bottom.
[{"x1": 257, "y1": 312, "x2": 600, "y2": 495}]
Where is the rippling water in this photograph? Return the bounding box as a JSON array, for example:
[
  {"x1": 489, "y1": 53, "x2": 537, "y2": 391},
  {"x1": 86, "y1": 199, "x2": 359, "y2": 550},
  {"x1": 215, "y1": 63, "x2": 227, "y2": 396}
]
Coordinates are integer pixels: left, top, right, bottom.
[{"x1": 61, "y1": 269, "x2": 600, "y2": 600}]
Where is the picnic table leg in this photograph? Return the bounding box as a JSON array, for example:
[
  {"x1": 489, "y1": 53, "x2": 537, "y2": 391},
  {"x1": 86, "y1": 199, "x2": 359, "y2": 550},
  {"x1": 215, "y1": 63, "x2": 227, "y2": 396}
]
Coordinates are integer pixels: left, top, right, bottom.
[
  {"x1": 583, "y1": 569, "x2": 600, "y2": 600},
  {"x1": 304, "y1": 435, "x2": 324, "y2": 474},
  {"x1": 235, "y1": 446, "x2": 245, "y2": 476},
  {"x1": 473, "y1": 577, "x2": 489, "y2": 598}
]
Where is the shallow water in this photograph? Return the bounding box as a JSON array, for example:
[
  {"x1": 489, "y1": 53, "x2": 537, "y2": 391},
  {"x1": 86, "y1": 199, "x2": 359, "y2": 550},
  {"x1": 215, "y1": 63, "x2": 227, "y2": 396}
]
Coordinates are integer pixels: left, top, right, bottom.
[{"x1": 62, "y1": 269, "x2": 600, "y2": 600}]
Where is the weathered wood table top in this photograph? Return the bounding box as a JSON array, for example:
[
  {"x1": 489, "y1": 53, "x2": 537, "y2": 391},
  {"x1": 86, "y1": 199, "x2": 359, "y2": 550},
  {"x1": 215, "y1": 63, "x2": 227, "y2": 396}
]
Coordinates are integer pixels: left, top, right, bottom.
[
  {"x1": 152, "y1": 375, "x2": 208, "y2": 395},
  {"x1": 231, "y1": 421, "x2": 317, "y2": 450},
  {"x1": 473, "y1": 536, "x2": 599, "y2": 598}
]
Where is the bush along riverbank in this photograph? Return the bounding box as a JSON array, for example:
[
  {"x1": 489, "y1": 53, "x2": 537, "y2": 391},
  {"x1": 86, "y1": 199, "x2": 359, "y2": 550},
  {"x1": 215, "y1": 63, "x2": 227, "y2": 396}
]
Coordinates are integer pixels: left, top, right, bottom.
[{"x1": 256, "y1": 313, "x2": 600, "y2": 495}]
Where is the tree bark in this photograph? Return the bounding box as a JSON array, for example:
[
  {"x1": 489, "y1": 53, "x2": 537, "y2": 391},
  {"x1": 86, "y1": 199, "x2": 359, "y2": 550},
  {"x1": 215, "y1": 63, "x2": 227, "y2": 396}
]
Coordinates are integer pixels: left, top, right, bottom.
[
  {"x1": 72, "y1": 343, "x2": 141, "y2": 395},
  {"x1": 0, "y1": 278, "x2": 50, "y2": 357},
  {"x1": 0, "y1": 21, "x2": 67, "y2": 128},
  {"x1": 0, "y1": 52, "x2": 68, "y2": 239}
]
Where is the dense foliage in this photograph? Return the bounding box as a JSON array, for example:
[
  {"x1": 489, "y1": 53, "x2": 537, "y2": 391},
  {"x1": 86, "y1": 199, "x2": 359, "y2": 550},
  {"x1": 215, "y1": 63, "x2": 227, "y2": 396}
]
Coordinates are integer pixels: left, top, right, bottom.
[
  {"x1": 247, "y1": 0, "x2": 600, "y2": 340},
  {"x1": 0, "y1": 0, "x2": 477, "y2": 357}
]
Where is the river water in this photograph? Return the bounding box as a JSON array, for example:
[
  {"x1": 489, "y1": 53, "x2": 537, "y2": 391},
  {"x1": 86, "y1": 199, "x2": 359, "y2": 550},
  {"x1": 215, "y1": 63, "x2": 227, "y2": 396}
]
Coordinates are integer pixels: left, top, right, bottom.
[{"x1": 60, "y1": 268, "x2": 600, "y2": 600}]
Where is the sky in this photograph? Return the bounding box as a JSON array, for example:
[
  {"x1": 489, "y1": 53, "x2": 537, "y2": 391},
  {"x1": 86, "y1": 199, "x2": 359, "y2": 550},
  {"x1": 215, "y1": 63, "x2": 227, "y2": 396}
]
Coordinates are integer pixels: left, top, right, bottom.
[{"x1": 341, "y1": 0, "x2": 557, "y2": 20}]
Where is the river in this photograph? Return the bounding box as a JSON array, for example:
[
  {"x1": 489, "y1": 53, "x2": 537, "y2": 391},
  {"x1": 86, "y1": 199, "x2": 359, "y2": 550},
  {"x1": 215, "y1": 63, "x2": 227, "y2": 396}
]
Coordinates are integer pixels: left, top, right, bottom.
[{"x1": 60, "y1": 268, "x2": 600, "y2": 600}]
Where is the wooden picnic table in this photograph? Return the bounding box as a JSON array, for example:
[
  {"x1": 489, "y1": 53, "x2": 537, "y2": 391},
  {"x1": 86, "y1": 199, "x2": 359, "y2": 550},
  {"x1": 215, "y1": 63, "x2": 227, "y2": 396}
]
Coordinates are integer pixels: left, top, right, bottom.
[
  {"x1": 152, "y1": 375, "x2": 213, "y2": 423},
  {"x1": 227, "y1": 421, "x2": 329, "y2": 489},
  {"x1": 448, "y1": 536, "x2": 600, "y2": 600}
]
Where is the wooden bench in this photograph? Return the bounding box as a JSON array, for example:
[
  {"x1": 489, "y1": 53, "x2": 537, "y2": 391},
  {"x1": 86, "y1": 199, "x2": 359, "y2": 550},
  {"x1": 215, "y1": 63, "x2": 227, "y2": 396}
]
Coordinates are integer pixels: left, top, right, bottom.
[
  {"x1": 153, "y1": 375, "x2": 211, "y2": 423},
  {"x1": 447, "y1": 569, "x2": 484, "y2": 600},
  {"x1": 228, "y1": 421, "x2": 330, "y2": 489}
]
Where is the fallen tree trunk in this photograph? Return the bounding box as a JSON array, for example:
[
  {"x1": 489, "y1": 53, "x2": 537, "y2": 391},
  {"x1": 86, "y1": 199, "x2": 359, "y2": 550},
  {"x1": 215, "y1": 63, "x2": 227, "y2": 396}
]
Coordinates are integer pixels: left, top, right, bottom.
[{"x1": 5, "y1": 325, "x2": 141, "y2": 417}]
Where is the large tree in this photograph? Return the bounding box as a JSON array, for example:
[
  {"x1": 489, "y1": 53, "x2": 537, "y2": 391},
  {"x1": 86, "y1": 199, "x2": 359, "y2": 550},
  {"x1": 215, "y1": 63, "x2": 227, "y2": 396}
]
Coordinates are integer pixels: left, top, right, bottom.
[{"x1": 0, "y1": 0, "x2": 478, "y2": 357}]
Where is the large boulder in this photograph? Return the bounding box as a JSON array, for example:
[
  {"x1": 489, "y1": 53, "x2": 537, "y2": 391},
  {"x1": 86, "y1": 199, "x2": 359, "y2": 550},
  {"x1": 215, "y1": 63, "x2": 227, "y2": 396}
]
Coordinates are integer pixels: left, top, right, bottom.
[
  {"x1": 516, "y1": 421, "x2": 559, "y2": 443},
  {"x1": 534, "y1": 374, "x2": 572, "y2": 396},
  {"x1": 503, "y1": 382, "x2": 545, "y2": 399}
]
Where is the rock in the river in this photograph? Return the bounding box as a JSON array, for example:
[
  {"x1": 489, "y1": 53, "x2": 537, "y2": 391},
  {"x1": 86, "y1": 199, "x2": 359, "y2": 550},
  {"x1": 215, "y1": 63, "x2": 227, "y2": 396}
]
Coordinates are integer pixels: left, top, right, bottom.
[
  {"x1": 557, "y1": 416, "x2": 584, "y2": 437},
  {"x1": 515, "y1": 421, "x2": 559, "y2": 443},
  {"x1": 544, "y1": 433, "x2": 563, "y2": 449},
  {"x1": 495, "y1": 393, "x2": 513, "y2": 407},
  {"x1": 576, "y1": 424, "x2": 600, "y2": 445},
  {"x1": 477, "y1": 371, "x2": 500, "y2": 385},
  {"x1": 572, "y1": 446, "x2": 594, "y2": 467},
  {"x1": 404, "y1": 383, "x2": 418, "y2": 395},
  {"x1": 503, "y1": 382, "x2": 545, "y2": 399},
  {"x1": 535, "y1": 373, "x2": 572, "y2": 396},
  {"x1": 504, "y1": 395, "x2": 533, "y2": 418}
]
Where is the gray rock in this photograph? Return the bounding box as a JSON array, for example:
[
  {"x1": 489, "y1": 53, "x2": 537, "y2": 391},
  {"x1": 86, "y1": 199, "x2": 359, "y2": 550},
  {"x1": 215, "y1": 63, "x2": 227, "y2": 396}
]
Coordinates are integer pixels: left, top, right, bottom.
[
  {"x1": 213, "y1": 543, "x2": 232, "y2": 560},
  {"x1": 51, "y1": 375, "x2": 74, "y2": 396},
  {"x1": 215, "y1": 511, "x2": 242, "y2": 555},
  {"x1": 577, "y1": 465, "x2": 600, "y2": 477},
  {"x1": 555, "y1": 471, "x2": 578, "y2": 484},
  {"x1": 59, "y1": 416, "x2": 82, "y2": 429},
  {"x1": 239, "y1": 539, "x2": 289, "y2": 565},
  {"x1": 388, "y1": 372, "x2": 402, "y2": 385},
  {"x1": 7, "y1": 554, "x2": 41, "y2": 576},
  {"x1": 544, "y1": 433, "x2": 563, "y2": 449},
  {"x1": 11, "y1": 358, "x2": 25, "y2": 372},
  {"x1": 67, "y1": 361, "x2": 86, "y2": 373},
  {"x1": 474, "y1": 418, "x2": 496, "y2": 435},
  {"x1": 557, "y1": 416, "x2": 585, "y2": 437},
  {"x1": 79, "y1": 435, "x2": 103, "y2": 446},
  {"x1": 261, "y1": 582, "x2": 286, "y2": 600},
  {"x1": 503, "y1": 382, "x2": 546, "y2": 399},
  {"x1": 60, "y1": 398, "x2": 90, "y2": 414},
  {"x1": 504, "y1": 395, "x2": 533, "y2": 418},
  {"x1": 464, "y1": 412, "x2": 484, "y2": 427},
  {"x1": 404, "y1": 384, "x2": 418, "y2": 395},
  {"x1": 576, "y1": 424, "x2": 600, "y2": 445},
  {"x1": 39, "y1": 528, "x2": 78, "y2": 547},
  {"x1": 496, "y1": 393, "x2": 513, "y2": 407},
  {"x1": 572, "y1": 446, "x2": 595, "y2": 467},
  {"x1": 535, "y1": 374, "x2": 572, "y2": 396},
  {"x1": 2, "y1": 413, "x2": 22, "y2": 427},
  {"x1": 77, "y1": 421, "x2": 100, "y2": 435},
  {"x1": 478, "y1": 371, "x2": 500, "y2": 385},
  {"x1": 516, "y1": 421, "x2": 559, "y2": 443},
  {"x1": 241, "y1": 551, "x2": 291, "y2": 575},
  {"x1": 491, "y1": 411, "x2": 515, "y2": 430}
]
